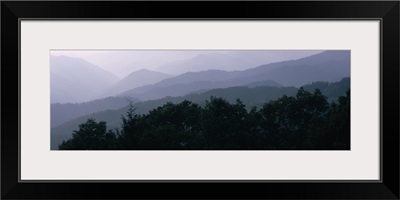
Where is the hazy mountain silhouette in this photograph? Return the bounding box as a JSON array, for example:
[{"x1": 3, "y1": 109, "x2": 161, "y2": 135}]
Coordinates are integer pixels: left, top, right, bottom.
[
  {"x1": 51, "y1": 96, "x2": 138, "y2": 128},
  {"x1": 245, "y1": 80, "x2": 283, "y2": 88},
  {"x1": 100, "y1": 69, "x2": 172, "y2": 97},
  {"x1": 51, "y1": 77, "x2": 280, "y2": 129},
  {"x1": 51, "y1": 51, "x2": 348, "y2": 103},
  {"x1": 119, "y1": 51, "x2": 350, "y2": 100},
  {"x1": 156, "y1": 52, "x2": 251, "y2": 74},
  {"x1": 227, "y1": 50, "x2": 323, "y2": 67},
  {"x1": 156, "y1": 51, "x2": 322, "y2": 75},
  {"x1": 235, "y1": 50, "x2": 350, "y2": 86},
  {"x1": 51, "y1": 56, "x2": 119, "y2": 103},
  {"x1": 121, "y1": 73, "x2": 282, "y2": 100},
  {"x1": 120, "y1": 70, "x2": 233, "y2": 99},
  {"x1": 51, "y1": 72, "x2": 81, "y2": 103},
  {"x1": 252, "y1": 50, "x2": 350, "y2": 86}
]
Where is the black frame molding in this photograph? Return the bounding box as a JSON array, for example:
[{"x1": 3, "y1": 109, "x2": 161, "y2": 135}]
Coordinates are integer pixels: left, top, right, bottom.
[{"x1": 2, "y1": 1, "x2": 399, "y2": 199}]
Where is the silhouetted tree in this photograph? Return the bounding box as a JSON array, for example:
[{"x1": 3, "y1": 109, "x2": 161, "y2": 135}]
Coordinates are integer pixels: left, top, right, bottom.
[
  {"x1": 58, "y1": 118, "x2": 117, "y2": 150},
  {"x1": 116, "y1": 103, "x2": 143, "y2": 149}
]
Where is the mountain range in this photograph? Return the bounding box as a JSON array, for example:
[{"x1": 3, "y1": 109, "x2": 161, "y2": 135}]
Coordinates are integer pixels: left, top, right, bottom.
[
  {"x1": 100, "y1": 69, "x2": 172, "y2": 97},
  {"x1": 119, "y1": 50, "x2": 350, "y2": 100},
  {"x1": 51, "y1": 50, "x2": 349, "y2": 104},
  {"x1": 156, "y1": 50, "x2": 323, "y2": 75},
  {"x1": 51, "y1": 96, "x2": 138, "y2": 128},
  {"x1": 51, "y1": 56, "x2": 119, "y2": 103}
]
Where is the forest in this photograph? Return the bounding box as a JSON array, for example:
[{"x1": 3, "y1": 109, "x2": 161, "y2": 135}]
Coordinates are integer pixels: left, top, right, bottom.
[{"x1": 58, "y1": 87, "x2": 350, "y2": 150}]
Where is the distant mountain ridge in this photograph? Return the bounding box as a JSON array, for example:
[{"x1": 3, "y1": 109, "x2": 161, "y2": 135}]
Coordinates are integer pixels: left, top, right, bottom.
[
  {"x1": 156, "y1": 51, "x2": 323, "y2": 75},
  {"x1": 51, "y1": 56, "x2": 119, "y2": 103},
  {"x1": 51, "y1": 51, "x2": 348, "y2": 104},
  {"x1": 119, "y1": 50, "x2": 350, "y2": 101},
  {"x1": 51, "y1": 96, "x2": 138, "y2": 128},
  {"x1": 121, "y1": 73, "x2": 283, "y2": 101},
  {"x1": 156, "y1": 52, "x2": 252, "y2": 74},
  {"x1": 100, "y1": 69, "x2": 172, "y2": 98},
  {"x1": 231, "y1": 50, "x2": 350, "y2": 85}
]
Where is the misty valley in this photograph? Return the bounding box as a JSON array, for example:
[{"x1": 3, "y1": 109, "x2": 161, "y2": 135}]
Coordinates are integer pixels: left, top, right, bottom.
[{"x1": 50, "y1": 50, "x2": 350, "y2": 150}]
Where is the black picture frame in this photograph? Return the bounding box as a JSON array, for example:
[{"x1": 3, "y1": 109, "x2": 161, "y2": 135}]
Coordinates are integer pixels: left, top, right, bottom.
[{"x1": 1, "y1": 1, "x2": 399, "y2": 199}]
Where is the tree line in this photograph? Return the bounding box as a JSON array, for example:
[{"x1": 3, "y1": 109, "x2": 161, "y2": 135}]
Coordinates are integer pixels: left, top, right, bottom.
[{"x1": 58, "y1": 88, "x2": 350, "y2": 150}]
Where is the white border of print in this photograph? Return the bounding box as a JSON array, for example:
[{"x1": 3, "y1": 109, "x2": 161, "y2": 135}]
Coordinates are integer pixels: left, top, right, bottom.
[{"x1": 20, "y1": 20, "x2": 380, "y2": 180}]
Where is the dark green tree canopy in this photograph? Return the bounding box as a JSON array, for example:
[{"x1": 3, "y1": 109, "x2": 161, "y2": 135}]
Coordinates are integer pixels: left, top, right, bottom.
[
  {"x1": 58, "y1": 118, "x2": 117, "y2": 150},
  {"x1": 58, "y1": 89, "x2": 350, "y2": 150}
]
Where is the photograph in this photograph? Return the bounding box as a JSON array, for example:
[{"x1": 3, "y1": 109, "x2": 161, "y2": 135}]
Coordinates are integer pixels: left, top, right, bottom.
[
  {"x1": 50, "y1": 50, "x2": 351, "y2": 150},
  {"x1": 3, "y1": 0, "x2": 398, "y2": 199}
]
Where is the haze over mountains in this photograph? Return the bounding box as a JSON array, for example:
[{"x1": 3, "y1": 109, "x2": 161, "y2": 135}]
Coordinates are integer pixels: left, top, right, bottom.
[
  {"x1": 156, "y1": 52, "x2": 258, "y2": 74},
  {"x1": 51, "y1": 96, "x2": 138, "y2": 128},
  {"x1": 50, "y1": 50, "x2": 350, "y2": 149},
  {"x1": 50, "y1": 50, "x2": 325, "y2": 103},
  {"x1": 52, "y1": 50, "x2": 322, "y2": 77},
  {"x1": 120, "y1": 50, "x2": 350, "y2": 100},
  {"x1": 100, "y1": 69, "x2": 172, "y2": 97},
  {"x1": 156, "y1": 50, "x2": 325, "y2": 75},
  {"x1": 51, "y1": 56, "x2": 119, "y2": 103}
]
